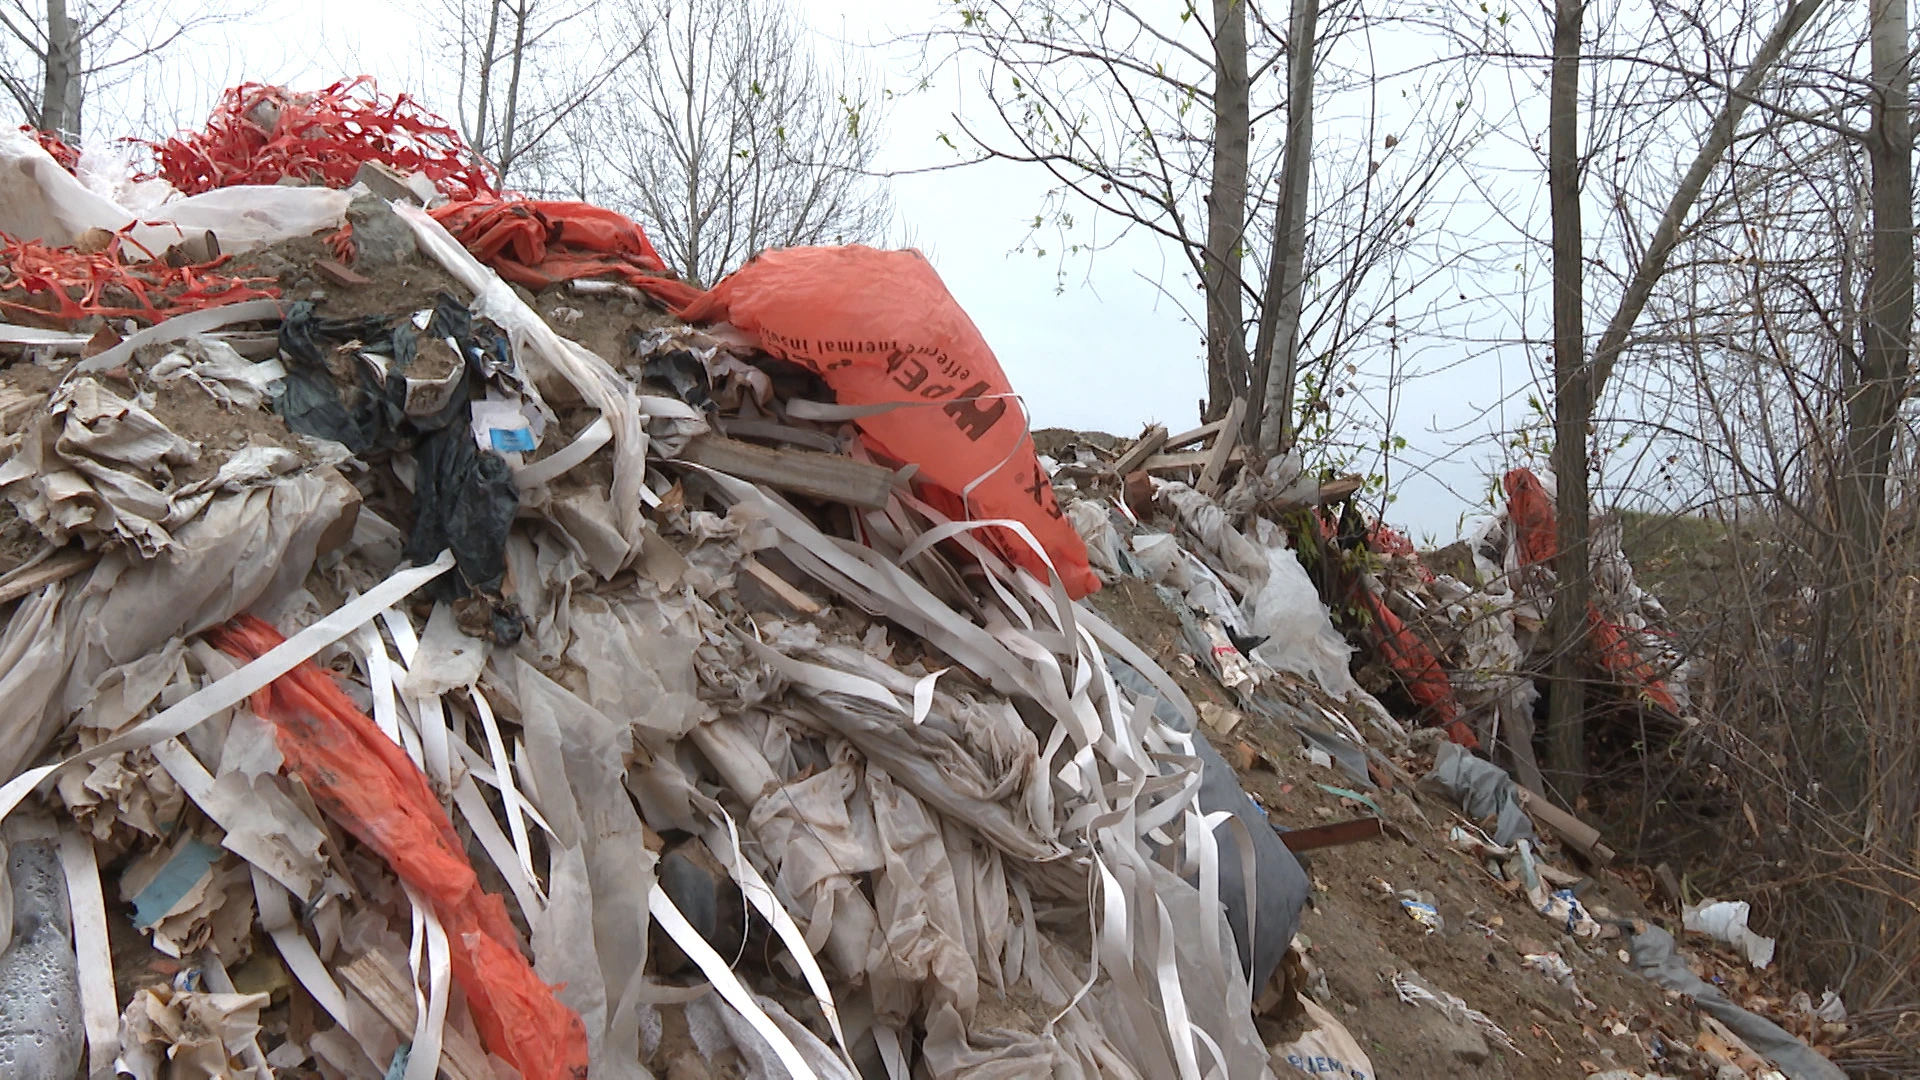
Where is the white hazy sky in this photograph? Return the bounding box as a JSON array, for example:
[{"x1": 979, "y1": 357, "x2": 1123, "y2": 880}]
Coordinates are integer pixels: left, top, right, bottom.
[{"x1": 126, "y1": 0, "x2": 1547, "y2": 541}]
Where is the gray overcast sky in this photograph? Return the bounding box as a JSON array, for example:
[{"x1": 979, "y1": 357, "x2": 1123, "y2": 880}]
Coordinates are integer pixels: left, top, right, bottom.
[{"x1": 142, "y1": 0, "x2": 1548, "y2": 541}]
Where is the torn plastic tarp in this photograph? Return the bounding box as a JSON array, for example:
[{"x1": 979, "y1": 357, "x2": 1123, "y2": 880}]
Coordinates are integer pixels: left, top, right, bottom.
[
  {"x1": 206, "y1": 615, "x2": 589, "y2": 1080},
  {"x1": 1683, "y1": 899, "x2": 1777, "y2": 969},
  {"x1": 430, "y1": 197, "x2": 678, "y2": 294},
  {"x1": 0, "y1": 378, "x2": 306, "y2": 556},
  {"x1": 1629, "y1": 924, "x2": 1843, "y2": 1080},
  {"x1": 0, "y1": 472, "x2": 356, "y2": 790},
  {"x1": 1421, "y1": 742, "x2": 1535, "y2": 847},
  {"x1": 1246, "y1": 530, "x2": 1360, "y2": 699},
  {"x1": 1362, "y1": 589, "x2": 1474, "y2": 747},
  {"x1": 0, "y1": 126, "x2": 350, "y2": 255}
]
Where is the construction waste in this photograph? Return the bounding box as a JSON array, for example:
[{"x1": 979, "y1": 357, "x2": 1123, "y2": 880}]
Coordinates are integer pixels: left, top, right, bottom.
[{"x1": 0, "y1": 78, "x2": 1892, "y2": 1080}]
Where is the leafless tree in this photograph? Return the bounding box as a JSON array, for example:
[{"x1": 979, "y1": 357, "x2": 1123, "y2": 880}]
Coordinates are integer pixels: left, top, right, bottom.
[
  {"x1": 581, "y1": 0, "x2": 891, "y2": 289},
  {"x1": 929, "y1": 0, "x2": 1493, "y2": 449},
  {"x1": 421, "y1": 0, "x2": 643, "y2": 187},
  {"x1": 1247, "y1": 0, "x2": 1319, "y2": 454},
  {"x1": 0, "y1": 0, "x2": 233, "y2": 140}
]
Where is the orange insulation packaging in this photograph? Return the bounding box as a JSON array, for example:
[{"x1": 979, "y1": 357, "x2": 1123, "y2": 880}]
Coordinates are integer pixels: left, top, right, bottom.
[
  {"x1": 206, "y1": 615, "x2": 588, "y2": 1080},
  {"x1": 668, "y1": 246, "x2": 1099, "y2": 598}
]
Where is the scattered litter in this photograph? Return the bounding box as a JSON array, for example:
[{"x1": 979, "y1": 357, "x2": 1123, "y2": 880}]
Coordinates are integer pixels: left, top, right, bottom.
[
  {"x1": 1400, "y1": 896, "x2": 1444, "y2": 934},
  {"x1": 1276, "y1": 995, "x2": 1375, "y2": 1079},
  {"x1": 1391, "y1": 969, "x2": 1521, "y2": 1055},
  {"x1": 1685, "y1": 899, "x2": 1777, "y2": 969},
  {"x1": 1523, "y1": 951, "x2": 1597, "y2": 1011}
]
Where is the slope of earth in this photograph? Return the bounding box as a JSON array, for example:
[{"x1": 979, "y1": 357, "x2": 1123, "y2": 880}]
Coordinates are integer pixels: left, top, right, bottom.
[{"x1": 1087, "y1": 577, "x2": 1770, "y2": 1080}]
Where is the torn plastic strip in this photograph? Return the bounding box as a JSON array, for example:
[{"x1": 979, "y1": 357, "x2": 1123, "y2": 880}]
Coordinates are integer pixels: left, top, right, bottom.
[
  {"x1": 1185, "y1": 809, "x2": 1231, "y2": 983},
  {"x1": 252, "y1": 863, "x2": 375, "y2": 1052},
  {"x1": 702, "y1": 469, "x2": 1047, "y2": 707},
  {"x1": 451, "y1": 778, "x2": 545, "y2": 921},
  {"x1": 1150, "y1": 888, "x2": 1206, "y2": 1080},
  {"x1": 1089, "y1": 851, "x2": 1179, "y2": 1080},
  {"x1": 891, "y1": 491, "x2": 1032, "y2": 629},
  {"x1": 743, "y1": 636, "x2": 906, "y2": 715},
  {"x1": 909, "y1": 669, "x2": 947, "y2": 727},
  {"x1": 513, "y1": 415, "x2": 612, "y2": 490},
  {"x1": 701, "y1": 811, "x2": 853, "y2": 1066},
  {"x1": 451, "y1": 742, "x2": 559, "y2": 841},
  {"x1": 401, "y1": 884, "x2": 451, "y2": 1080},
  {"x1": 354, "y1": 623, "x2": 403, "y2": 745},
  {"x1": 0, "y1": 551, "x2": 457, "y2": 824},
  {"x1": 1076, "y1": 603, "x2": 1200, "y2": 730},
  {"x1": 469, "y1": 689, "x2": 537, "y2": 890},
  {"x1": 57, "y1": 822, "x2": 118, "y2": 1080},
  {"x1": 648, "y1": 885, "x2": 821, "y2": 1080},
  {"x1": 873, "y1": 1027, "x2": 908, "y2": 1080},
  {"x1": 896, "y1": 516, "x2": 1069, "y2": 644},
  {"x1": 68, "y1": 297, "x2": 285, "y2": 376}
]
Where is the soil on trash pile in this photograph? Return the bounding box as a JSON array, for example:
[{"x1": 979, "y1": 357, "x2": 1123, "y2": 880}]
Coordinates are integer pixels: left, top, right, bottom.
[{"x1": 229, "y1": 233, "x2": 473, "y2": 320}]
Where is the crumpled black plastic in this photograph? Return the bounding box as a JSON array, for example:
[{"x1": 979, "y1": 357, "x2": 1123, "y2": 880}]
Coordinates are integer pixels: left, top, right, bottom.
[{"x1": 273, "y1": 294, "x2": 524, "y2": 642}]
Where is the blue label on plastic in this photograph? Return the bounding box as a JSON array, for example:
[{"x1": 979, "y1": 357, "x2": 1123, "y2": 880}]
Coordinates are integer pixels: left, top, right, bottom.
[{"x1": 489, "y1": 426, "x2": 536, "y2": 452}]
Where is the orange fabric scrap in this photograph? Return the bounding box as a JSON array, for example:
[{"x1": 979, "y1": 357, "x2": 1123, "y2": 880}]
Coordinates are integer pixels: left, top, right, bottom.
[{"x1": 205, "y1": 615, "x2": 588, "y2": 1080}]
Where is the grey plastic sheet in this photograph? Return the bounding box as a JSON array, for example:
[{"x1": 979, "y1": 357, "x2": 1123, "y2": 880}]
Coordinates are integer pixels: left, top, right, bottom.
[
  {"x1": 1108, "y1": 655, "x2": 1309, "y2": 994},
  {"x1": 1629, "y1": 924, "x2": 1844, "y2": 1080},
  {"x1": 1422, "y1": 741, "x2": 1536, "y2": 847}
]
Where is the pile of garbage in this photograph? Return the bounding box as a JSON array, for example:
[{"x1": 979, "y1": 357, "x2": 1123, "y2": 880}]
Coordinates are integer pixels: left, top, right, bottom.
[{"x1": 0, "y1": 77, "x2": 1878, "y2": 1080}]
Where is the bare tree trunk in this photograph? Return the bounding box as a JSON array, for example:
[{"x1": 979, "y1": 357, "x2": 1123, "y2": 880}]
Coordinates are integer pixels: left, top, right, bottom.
[
  {"x1": 1203, "y1": 0, "x2": 1251, "y2": 419},
  {"x1": 473, "y1": 0, "x2": 504, "y2": 164},
  {"x1": 40, "y1": 0, "x2": 80, "y2": 139},
  {"x1": 1588, "y1": 0, "x2": 1827, "y2": 395},
  {"x1": 1546, "y1": 0, "x2": 1589, "y2": 805},
  {"x1": 1833, "y1": 0, "x2": 1915, "y2": 806},
  {"x1": 1248, "y1": 0, "x2": 1320, "y2": 453},
  {"x1": 498, "y1": 0, "x2": 531, "y2": 181}
]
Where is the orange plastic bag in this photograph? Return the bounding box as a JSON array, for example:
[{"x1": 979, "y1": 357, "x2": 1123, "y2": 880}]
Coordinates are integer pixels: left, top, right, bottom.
[
  {"x1": 1361, "y1": 591, "x2": 1475, "y2": 747},
  {"x1": 431, "y1": 197, "x2": 698, "y2": 300},
  {"x1": 672, "y1": 246, "x2": 1099, "y2": 598},
  {"x1": 206, "y1": 616, "x2": 589, "y2": 1080},
  {"x1": 1503, "y1": 467, "x2": 1557, "y2": 567}
]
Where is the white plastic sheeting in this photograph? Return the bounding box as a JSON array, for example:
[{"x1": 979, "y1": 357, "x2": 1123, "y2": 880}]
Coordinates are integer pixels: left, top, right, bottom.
[{"x1": 0, "y1": 129, "x2": 349, "y2": 256}]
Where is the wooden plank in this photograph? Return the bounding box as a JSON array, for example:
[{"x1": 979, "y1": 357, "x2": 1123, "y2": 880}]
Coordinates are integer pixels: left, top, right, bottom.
[
  {"x1": 1111, "y1": 424, "x2": 1168, "y2": 476},
  {"x1": 717, "y1": 417, "x2": 841, "y2": 453},
  {"x1": 0, "y1": 548, "x2": 97, "y2": 604},
  {"x1": 1316, "y1": 476, "x2": 1365, "y2": 504},
  {"x1": 740, "y1": 555, "x2": 823, "y2": 615},
  {"x1": 1277, "y1": 816, "x2": 1384, "y2": 853},
  {"x1": 1164, "y1": 418, "x2": 1227, "y2": 451},
  {"x1": 1197, "y1": 397, "x2": 1245, "y2": 496},
  {"x1": 337, "y1": 952, "x2": 494, "y2": 1080},
  {"x1": 1141, "y1": 448, "x2": 1247, "y2": 473},
  {"x1": 678, "y1": 435, "x2": 895, "y2": 510},
  {"x1": 1514, "y1": 785, "x2": 1617, "y2": 865}
]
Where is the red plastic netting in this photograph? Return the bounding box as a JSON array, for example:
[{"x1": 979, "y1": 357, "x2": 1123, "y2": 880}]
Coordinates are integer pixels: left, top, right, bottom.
[
  {"x1": 22, "y1": 125, "x2": 79, "y2": 173},
  {"x1": 0, "y1": 232, "x2": 277, "y2": 324},
  {"x1": 149, "y1": 77, "x2": 497, "y2": 200}
]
